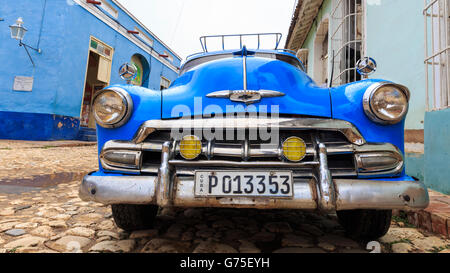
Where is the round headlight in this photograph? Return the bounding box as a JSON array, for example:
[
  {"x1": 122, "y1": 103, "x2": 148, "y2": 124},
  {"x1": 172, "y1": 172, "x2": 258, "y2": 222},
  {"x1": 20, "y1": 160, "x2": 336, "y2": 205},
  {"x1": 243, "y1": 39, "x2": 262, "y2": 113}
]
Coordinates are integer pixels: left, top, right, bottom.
[
  {"x1": 282, "y1": 137, "x2": 307, "y2": 162},
  {"x1": 179, "y1": 135, "x2": 202, "y2": 160},
  {"x1": 93, "y1": 88, "x2": 133, "y2": 128},
  {"x1": 363, "y1": 83, "x2": 410, "y2": 124}
]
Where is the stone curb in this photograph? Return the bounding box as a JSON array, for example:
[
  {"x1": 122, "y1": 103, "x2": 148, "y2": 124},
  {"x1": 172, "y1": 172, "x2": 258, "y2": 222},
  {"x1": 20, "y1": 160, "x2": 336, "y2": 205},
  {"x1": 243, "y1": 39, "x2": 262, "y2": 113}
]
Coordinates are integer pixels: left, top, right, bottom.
[{"x1": 396, "y1": 190, "x2": 450, "y2": 238}]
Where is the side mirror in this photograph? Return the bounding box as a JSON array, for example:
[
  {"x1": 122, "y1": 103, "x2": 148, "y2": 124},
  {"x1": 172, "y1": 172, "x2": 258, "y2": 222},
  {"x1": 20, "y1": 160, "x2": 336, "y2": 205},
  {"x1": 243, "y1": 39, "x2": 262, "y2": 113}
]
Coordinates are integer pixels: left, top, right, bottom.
[
  {"x1": 356, "y1": 57, "x2": 377, "y2": 76},
  {"x1": 119, "y1": 63, "x2": 137, "y2": 84}
]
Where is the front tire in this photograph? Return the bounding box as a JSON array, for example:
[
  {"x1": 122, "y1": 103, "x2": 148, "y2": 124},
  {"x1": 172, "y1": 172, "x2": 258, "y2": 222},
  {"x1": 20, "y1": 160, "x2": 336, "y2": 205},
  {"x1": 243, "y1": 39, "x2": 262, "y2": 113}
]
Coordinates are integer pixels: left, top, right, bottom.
[
  {"x1": 337, "y1": 209, "x2": 392, "y2": 241},
  {"x1": 111, "y1": 204, "x2": 159, "y2": 231}
]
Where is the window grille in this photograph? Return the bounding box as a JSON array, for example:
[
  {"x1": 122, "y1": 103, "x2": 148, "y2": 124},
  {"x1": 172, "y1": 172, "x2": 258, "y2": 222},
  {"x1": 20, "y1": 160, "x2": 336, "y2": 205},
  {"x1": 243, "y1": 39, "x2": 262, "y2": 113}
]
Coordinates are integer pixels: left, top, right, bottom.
[
  {"x1": 330, "y1": 0, "x2": 363, "y2": 86},
  {"x1": 424, "y1": 0, "x2": 450, "y2": 110}
]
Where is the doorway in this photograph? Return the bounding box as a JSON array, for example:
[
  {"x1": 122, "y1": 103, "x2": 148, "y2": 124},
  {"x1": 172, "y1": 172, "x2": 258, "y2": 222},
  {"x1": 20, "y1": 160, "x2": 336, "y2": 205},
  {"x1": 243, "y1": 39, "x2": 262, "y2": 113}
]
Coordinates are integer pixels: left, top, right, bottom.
[{"x1": 80, "y1": 37, "x2": 113, "y2": 129}]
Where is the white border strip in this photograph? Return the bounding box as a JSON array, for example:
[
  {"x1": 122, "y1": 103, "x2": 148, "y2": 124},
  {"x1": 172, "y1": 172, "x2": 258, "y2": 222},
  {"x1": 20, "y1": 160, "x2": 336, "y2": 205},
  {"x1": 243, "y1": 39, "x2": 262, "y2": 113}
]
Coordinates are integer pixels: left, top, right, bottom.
[
  {"x1": 74, "y1": 0, "x2": 179, "y2": 73},
  {"x1": 112, "y1": 0, "x2": 182, "y2": 61}
]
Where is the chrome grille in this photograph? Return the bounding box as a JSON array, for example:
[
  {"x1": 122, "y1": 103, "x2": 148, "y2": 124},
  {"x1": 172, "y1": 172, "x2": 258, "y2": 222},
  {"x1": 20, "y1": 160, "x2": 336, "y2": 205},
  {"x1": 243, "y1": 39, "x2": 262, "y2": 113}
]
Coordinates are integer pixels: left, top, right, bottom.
[
  {"x1": 99, "y1": 117, "x2": 404, "y2": 178},
  {"x1": 139, "y1": 129, "x2": 357, "y2": 178}
]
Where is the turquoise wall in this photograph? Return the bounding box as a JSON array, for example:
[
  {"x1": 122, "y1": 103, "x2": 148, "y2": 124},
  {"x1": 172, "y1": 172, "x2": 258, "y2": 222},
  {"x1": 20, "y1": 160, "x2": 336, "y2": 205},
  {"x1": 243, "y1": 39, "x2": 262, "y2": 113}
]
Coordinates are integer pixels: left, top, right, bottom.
[
  {"x1": 405, "y1": 153, "x2": 424, "y2": 182},
  {"x1": 302, "y1": 0, "x2": 332, "y2": 79},
  {"x1": 299, "y1": 0, "x2": 449, "y2": 194},
  {"x1": 365, "y1": 0, "x2": 426, "y2": 130},
  {"x1": 424, "y1": 108, "x2": 450, "y2": 194},
  {"x1": 301, "y1": 0, "x2": 426, "y2": 130}
]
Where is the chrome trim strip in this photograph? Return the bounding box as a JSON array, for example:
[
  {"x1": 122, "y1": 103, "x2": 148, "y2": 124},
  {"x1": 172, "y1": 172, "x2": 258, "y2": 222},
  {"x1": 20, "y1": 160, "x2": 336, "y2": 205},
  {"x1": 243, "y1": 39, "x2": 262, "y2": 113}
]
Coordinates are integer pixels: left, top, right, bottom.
[
  {"x1": 243, "y1": 54, "x2": 247, "y2": 91},
  {"x1": 132, "y1": 117, "x2": 366, "y2": 146},
  {"x1": 156, "y1": 169, "x2": 356, "y2": 178},
  {"x1": 168, "y1": 160, "x2": 319, "y2": 168},
  {"x1": 205, "y1": 90, "x2": 231, "y2": 98}
]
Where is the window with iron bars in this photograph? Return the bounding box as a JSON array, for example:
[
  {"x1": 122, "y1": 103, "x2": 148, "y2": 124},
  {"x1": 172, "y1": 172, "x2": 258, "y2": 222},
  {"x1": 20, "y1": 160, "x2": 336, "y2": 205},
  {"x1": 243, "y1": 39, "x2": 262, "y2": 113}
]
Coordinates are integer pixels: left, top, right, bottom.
[
  {"x1": 330, "y1": 0, "x2": 363, "y2": 86},
  {"x1": 424, "y1": 0, "x2": 450, "y2": 110}
]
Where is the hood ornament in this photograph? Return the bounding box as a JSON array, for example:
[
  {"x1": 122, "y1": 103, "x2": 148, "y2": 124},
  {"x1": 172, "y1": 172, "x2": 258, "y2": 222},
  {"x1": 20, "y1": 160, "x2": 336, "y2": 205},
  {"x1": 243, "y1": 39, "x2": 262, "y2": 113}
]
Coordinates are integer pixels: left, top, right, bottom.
[
  {"x1": 206, "y1": 45, "x2": 285, "y2": 104},
  {"x1": 206, "y1": 90, "x2": 285, "y2": 104}
]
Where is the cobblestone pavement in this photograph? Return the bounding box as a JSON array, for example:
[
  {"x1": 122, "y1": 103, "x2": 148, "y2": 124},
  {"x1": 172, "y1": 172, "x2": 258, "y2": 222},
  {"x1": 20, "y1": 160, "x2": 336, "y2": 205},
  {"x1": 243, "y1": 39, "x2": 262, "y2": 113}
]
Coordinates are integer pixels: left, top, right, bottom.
[
  {"x1": 0, "y1": 141, "x2": 97, "y2": 183},
  {"x1": 0, "y1": 180, "x2": 449, "y2": 253}
]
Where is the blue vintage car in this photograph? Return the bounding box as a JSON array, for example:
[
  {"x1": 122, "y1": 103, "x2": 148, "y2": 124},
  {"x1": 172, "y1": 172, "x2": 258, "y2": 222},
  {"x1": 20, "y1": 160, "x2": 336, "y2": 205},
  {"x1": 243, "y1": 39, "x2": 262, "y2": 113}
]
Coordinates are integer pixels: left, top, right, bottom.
[{"x1": 79, "y1": 33, "x2": 429, "y2": 240}]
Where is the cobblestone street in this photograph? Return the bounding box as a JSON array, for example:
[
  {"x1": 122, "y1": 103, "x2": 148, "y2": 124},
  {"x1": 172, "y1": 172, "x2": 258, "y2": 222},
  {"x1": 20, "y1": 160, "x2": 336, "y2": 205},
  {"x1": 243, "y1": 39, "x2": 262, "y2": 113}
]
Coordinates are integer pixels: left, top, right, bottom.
[
  {"x1": 0, "y1": 140, "x2": 97, "y2": 185},
  {"x1": 0, "y1": 141, "x2": 449, "y2": 253}
]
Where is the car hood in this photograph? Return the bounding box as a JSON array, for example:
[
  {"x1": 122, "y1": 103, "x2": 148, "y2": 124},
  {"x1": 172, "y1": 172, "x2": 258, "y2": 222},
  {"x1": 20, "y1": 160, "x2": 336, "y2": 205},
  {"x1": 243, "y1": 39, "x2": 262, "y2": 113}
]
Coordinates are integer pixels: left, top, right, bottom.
[{"x1": 161, "y1": 55, "x2": 331, "y2": 119}]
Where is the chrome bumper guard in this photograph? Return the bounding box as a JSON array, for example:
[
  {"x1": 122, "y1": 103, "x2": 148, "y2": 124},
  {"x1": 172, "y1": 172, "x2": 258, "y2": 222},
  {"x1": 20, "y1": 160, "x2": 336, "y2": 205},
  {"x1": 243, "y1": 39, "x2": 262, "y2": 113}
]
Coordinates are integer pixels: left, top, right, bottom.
[{"x1": 80, "y1": 141, "x2": 429, "y2": 211}]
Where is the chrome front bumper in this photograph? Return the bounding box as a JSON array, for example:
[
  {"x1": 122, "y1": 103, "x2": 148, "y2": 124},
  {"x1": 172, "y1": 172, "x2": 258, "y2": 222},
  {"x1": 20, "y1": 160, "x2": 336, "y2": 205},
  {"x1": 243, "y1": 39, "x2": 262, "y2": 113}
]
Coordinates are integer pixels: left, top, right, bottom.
[{"x1": 80, "y1": 142, "x2": 429, "y2": 211}]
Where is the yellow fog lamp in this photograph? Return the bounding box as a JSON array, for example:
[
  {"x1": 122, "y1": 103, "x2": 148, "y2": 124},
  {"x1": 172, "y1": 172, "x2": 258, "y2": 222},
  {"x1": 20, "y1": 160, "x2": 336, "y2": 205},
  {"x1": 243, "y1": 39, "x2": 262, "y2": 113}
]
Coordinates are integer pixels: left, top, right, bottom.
[
  {"x1": 282, "y1": 137, "x2": 307, "y2": 162},
  {"x1": 179, "y1": 135, "x2": 202, "y2": 160}
]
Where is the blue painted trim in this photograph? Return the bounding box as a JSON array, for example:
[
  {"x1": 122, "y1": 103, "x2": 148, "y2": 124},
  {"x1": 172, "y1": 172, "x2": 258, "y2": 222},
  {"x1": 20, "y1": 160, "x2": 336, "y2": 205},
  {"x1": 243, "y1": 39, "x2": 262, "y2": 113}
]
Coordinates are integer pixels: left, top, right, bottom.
[{"x1": 0, "y1": 111, "x2": 82, "y2": 141}]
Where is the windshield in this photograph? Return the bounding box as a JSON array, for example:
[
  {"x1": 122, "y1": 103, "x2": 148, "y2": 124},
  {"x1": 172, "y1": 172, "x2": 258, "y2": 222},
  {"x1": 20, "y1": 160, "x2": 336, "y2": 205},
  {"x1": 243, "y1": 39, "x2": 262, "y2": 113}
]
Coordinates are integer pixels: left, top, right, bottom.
[{"x1": 180, "y1": 52, "x2": 305, "y2": 75}]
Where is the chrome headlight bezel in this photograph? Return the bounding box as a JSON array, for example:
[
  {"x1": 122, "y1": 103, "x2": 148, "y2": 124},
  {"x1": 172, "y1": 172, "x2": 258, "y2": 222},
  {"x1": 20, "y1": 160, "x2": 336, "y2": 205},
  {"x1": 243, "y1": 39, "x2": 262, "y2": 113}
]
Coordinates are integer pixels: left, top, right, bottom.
[
  {"x1": 92, "y1": 87, "x2": 134, "y2": 128},
  {"x1": 363, "y1": 82, "x2": 410, "y2": 125}
]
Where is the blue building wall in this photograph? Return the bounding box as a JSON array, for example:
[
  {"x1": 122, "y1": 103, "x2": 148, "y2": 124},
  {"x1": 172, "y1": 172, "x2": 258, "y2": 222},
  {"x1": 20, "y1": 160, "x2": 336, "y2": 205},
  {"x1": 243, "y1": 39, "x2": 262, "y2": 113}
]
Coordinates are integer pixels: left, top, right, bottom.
[{"x1": 0, "y1": 0, "x2": 180, "y2": 140}]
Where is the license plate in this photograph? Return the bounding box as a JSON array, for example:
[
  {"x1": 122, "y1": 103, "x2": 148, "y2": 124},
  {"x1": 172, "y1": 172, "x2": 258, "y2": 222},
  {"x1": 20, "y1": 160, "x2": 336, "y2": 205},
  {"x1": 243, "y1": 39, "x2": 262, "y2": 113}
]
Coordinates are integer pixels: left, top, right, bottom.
[{"x1": 194, "y1": 171, "x2": 293, "y2": 198}]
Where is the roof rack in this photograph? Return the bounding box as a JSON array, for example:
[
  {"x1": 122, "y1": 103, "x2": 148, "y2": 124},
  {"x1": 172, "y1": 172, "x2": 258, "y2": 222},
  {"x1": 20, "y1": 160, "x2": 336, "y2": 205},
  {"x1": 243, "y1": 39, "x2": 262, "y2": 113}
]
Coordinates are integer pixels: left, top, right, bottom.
[{"x1": 199, "y1": 33, "x2": 283, "y2": 52}]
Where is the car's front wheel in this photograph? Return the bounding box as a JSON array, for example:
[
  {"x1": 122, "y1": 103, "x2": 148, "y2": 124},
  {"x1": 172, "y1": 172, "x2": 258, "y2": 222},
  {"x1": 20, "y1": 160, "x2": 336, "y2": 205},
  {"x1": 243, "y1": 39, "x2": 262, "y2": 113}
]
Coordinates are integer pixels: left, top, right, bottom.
[
  {"x1": 111, "y1": 204, "x2": 159, "y2": 231},
  {"x1": 337, "y1": 209, "x2": 392, "y2": 241}
]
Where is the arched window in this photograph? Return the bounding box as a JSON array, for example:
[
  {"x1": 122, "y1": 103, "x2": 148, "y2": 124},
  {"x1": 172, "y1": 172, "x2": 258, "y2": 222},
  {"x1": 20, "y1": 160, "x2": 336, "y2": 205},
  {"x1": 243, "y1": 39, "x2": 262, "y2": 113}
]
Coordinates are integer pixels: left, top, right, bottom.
[{"x1": 130, "y1": 54, "x2": 150, "y2": 87}]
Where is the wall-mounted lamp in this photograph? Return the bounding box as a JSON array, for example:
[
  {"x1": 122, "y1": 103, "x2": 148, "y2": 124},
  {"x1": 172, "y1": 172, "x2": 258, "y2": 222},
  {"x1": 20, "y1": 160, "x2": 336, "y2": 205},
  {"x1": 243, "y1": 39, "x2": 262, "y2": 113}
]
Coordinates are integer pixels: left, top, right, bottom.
[{"x1": 9, "y1": 17, "x2": 42, "y2": 67}]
